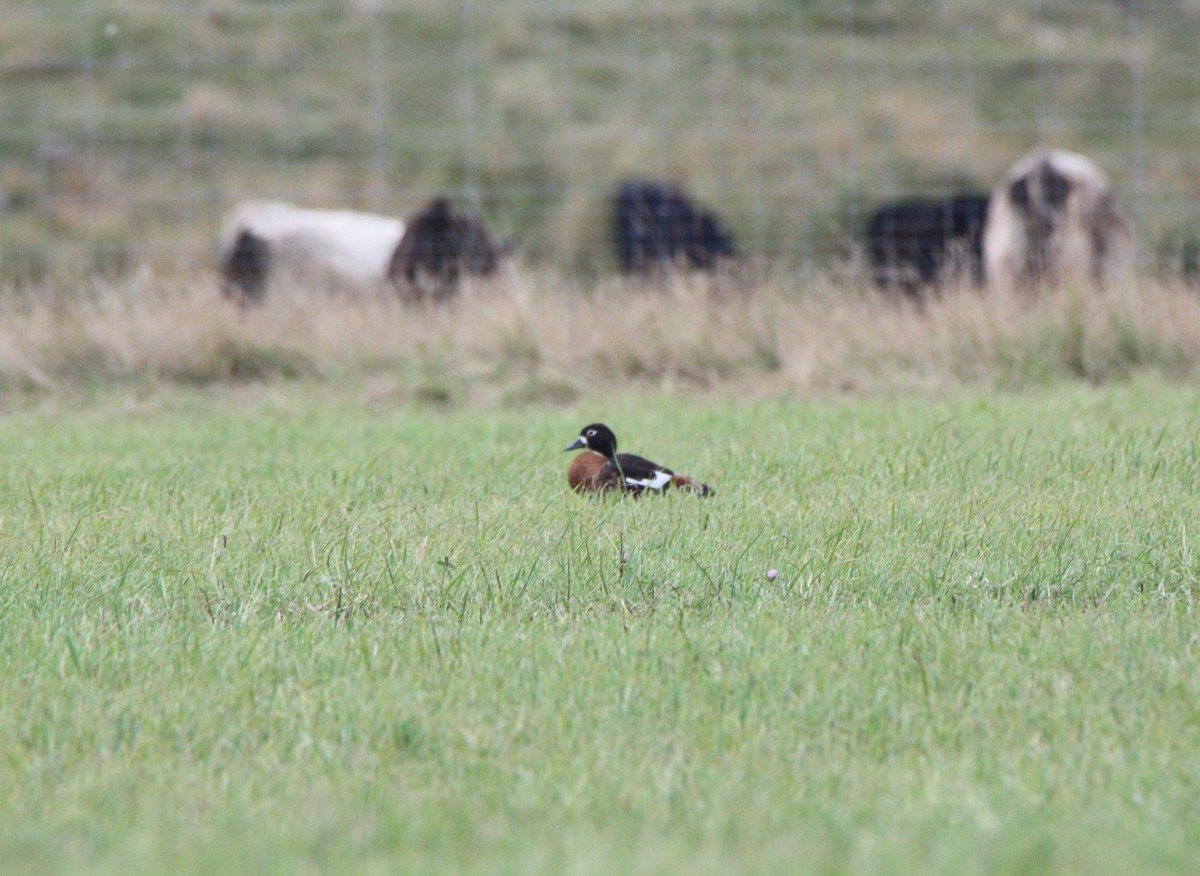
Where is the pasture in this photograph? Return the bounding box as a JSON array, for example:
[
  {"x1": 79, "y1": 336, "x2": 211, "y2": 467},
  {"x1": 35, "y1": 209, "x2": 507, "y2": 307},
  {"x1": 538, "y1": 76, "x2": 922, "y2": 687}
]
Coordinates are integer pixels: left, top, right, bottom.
[
  {"x1": 5, "y1": 4, "x2": 1200, "y2": 869},
  {"x1": 1, "y1": 368, "x2": 1198, "y2": 875}
]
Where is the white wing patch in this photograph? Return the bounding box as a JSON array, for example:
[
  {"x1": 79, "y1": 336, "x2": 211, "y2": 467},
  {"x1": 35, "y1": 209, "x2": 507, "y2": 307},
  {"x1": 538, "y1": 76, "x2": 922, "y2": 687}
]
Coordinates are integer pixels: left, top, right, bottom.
[{"x1": 626, "y1": 469, "x2": 673, "y2": 491}]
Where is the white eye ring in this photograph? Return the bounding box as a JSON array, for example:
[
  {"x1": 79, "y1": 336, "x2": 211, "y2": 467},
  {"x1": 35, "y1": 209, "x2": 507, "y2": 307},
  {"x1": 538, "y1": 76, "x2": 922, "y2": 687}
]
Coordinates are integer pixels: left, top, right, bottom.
[{"x1": 586, "y1": 429, "x2": 596, "y2": 437}]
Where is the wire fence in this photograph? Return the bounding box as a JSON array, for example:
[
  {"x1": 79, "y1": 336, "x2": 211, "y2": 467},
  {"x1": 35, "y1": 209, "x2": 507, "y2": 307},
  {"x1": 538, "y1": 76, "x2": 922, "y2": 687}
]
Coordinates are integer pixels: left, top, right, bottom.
[{"x1": 3, "y1": 0, "x2": 1200, "y2": 282}]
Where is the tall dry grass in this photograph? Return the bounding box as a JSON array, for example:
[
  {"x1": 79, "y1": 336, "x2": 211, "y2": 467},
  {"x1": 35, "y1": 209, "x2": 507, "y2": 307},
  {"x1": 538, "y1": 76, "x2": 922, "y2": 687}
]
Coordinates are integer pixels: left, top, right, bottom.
[{"x1": 0, "y1": 268, "x2": 1197, "y2": 403}]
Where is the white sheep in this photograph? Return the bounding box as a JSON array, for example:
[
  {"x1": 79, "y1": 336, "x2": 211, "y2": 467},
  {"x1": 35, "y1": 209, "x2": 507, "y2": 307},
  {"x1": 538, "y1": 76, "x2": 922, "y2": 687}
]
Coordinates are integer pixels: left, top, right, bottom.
[
  {"x1": 984, "y1": 148, "x2": 1132, "y2": 292},
  {"x1": 218, "y1": 200, "x2": 405, "y2": 302}
]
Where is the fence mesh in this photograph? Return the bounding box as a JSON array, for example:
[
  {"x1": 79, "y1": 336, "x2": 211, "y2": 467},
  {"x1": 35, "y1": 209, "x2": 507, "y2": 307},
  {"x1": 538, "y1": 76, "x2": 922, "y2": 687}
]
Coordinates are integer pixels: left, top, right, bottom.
[{"x1": 3, "y1": 0, "x2": 1200, "y2": 281}]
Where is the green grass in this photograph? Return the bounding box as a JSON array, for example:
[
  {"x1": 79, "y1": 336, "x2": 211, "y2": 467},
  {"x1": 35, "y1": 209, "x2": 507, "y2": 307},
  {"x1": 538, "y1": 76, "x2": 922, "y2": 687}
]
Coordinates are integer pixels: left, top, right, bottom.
[{"x1": 1, "y1": 378, "x2": 1199, "y2": 874}]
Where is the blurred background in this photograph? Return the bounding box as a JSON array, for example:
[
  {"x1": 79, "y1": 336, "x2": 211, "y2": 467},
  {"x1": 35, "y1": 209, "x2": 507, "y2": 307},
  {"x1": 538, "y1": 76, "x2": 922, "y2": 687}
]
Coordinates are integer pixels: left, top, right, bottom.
[{"x1": 2, "y1": 0, "x2": 1199, "y2": 283}]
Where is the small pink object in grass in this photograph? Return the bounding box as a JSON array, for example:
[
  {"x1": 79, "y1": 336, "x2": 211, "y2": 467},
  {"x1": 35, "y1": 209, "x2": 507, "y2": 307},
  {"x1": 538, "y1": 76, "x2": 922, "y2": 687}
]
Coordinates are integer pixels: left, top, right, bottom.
[{"x1": 767, "y1": 569, "x2": 778, "y2": 580}]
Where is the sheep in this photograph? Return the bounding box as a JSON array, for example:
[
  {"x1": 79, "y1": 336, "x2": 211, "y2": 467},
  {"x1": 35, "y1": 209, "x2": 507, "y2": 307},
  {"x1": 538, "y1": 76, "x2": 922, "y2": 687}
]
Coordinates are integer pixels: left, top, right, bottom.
[
  {"x1": 864, "y1": 193, "x2": 990, "y2": 296},
  {"x1": 611, "y1": 180, "x2": 738, "y2": 274},
  {"x1": 387, "y1": 197, "x2": 505, "y2": 303},
  {"x1": 218, "y1": 200, "x2": 405, "y2": 303},
  {"x1": 983, "y1": 148, "x2": 1132, "y2": 293}
]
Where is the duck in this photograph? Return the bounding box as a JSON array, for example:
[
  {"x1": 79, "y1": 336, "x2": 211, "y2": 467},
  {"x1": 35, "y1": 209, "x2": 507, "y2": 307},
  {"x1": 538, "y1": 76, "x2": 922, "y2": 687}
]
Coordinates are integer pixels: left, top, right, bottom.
[{"x1": 563, "y1": 423, "x2": 713, "y2": 496}]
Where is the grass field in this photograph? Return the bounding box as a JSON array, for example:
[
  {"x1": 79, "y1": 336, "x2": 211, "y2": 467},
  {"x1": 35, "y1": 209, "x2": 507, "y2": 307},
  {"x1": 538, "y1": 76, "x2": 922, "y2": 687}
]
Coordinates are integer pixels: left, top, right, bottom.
[
  {"x1": 1, "y1": 375, "x2": 1198, "y2": 874},
  {"x1": 5, "y1": 4, "x2": 1200, "y2": 869}
]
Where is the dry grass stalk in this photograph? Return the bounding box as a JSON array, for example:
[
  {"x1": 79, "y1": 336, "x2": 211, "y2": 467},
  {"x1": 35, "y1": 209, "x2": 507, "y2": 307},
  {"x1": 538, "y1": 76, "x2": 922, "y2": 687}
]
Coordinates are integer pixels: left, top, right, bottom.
[{"x1": 0, "y1": 269, "x2": 1196, "y2": 401}]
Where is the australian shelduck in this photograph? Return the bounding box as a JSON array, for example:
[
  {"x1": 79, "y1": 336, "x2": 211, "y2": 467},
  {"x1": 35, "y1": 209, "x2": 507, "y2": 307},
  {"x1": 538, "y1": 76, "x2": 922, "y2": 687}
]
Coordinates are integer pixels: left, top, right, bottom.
[{"x1": 563, "y1": 423, "x2": 713, "y2": 496}]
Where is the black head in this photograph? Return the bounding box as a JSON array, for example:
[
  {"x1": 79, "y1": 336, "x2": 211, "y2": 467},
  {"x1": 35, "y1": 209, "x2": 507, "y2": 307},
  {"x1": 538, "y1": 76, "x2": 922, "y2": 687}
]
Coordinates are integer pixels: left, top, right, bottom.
[{"x1": 564, "y1": 423, "x2": 618, "y2": 458}]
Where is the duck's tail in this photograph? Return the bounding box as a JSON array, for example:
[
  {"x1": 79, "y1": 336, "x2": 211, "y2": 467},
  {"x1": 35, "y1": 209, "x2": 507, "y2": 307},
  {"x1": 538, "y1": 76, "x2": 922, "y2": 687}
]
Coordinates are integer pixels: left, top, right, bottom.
[{"x1": 671, "y1": 475, "x2": 714, "y2": 497}]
